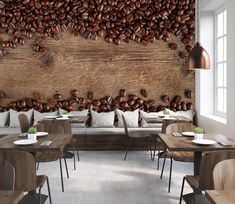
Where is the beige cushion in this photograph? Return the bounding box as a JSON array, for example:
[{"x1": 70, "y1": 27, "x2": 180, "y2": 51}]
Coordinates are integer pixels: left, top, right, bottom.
[
  {"x1": 139, "y1": 110, "x2": 163, "y2": 128},
  {"x1": 9, "y1": 109, "x2": 33, "y2": 128},
  {"x1": 33, "y1": 110, "x2": 58, "y2": 125},
  {"x1": 91, "y1": 110, "x2": 115, "y2": 127},
  {"x1": 0, "y1": 111, "x2": 9, "y2": 127},
  {"x1": 59, "y1": 108, "x2": 88, "y2": 117},
  {"x1": 116, "y1": 109, "x2": 139, "y2": 127}
]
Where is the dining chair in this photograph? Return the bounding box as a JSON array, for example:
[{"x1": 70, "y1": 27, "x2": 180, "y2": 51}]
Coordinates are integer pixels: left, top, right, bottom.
[
  {"x1": 0, "y1": 160, "x2": 15, "y2": 190},
  {"x1": 160, "y1": 122, "x2": 196, "y2": 193},
  {"x1": 0, "y1": 150, "x2": 52, "y2": 204},
  {"x1": 213, "y1": 158, "x2": 235, "y2": 190},
  {"x1": 18, "y1": 113, "x2": 30, "y2": 133},
  {"x1": 122, "y1": 115, "x2": 152, "y2": 160},
  {"x1": 36, "y1": 120, "x2": 76, "y2": 192},
  {"x1": 179, "y1": 150, "x2": 235, "y2": 204}
]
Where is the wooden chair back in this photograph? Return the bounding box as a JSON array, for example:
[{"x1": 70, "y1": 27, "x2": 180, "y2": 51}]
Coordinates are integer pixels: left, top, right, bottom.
[
  {"x1": 199, "y1": 150, "x2": 235, "y2": 190},
  {"x1": 213, "y1": 159, "x2": 235, "y2": 190},
  {"x1": 18, "y1": 114, "x2": 30, "y2": 133},
  {"x1": 0, "y1": 160, "x2": 15, "y2": 190},
  {"x1": 122, "y1": 115, "x2": 129, "y2": 137},
  {"x1": 36, "y1": 120, "x2": 72, "y2": 162},
  {"x1": 165, "y1": 122, "x2": 195, "y2": 134},
  {"x1": 36, "y1": 120, "x2": 71, "y2": 134},
  {"x1": 0, "y1": 150, "x2": 36, "y2": 191}
]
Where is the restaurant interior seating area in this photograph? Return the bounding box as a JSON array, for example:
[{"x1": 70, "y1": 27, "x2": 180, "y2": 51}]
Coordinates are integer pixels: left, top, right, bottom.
[{"x1": 0, "y1": 0, "x2": 235, "y2": 203}]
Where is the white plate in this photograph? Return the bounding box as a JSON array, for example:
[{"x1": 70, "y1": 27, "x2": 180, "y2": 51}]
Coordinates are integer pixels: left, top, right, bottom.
[
  {"x1": 162, "y1": 117, "x2": 176, "y2": 120},
  {"x1": 14, "y1": 139, "x2": 38, "y2": 145},
  {"x1": 192, "y1": 139, "x2": 217, "y2": 145},
  {"x1": 44, "y1": 115, "x2": 58, "y2": 119},
  {"x1": 182, "y1": 132, "x2": 195, "y2": 137},
  {"x1": 36, "y1": 132, "x2": 48, "y2": 137},
  {"x1": 56, "y1": 118, "x2": 69, "y2": 120}
]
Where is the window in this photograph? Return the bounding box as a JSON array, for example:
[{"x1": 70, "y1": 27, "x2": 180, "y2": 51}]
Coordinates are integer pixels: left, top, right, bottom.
[{"x1": 215, "y1": 9, "x2": 227, "y2": 117}]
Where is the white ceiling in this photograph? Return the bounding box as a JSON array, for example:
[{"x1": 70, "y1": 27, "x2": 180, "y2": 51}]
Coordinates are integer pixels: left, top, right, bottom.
[{"x1": 200, "y1": 0, "x2": 228, "y2": 11}]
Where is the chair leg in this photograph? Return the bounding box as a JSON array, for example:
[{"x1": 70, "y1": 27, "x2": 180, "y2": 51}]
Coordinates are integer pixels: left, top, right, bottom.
[
  {"x1": 152, "y1": 144, "x2": 156, "y2": 161},
  {"x1": 168, "y1": 158, "x2": 173, "y2": 193},
  {"x1": 37, "y1": 161, "x2": 40, "y2": 170},
  {"x1": 157, "y1": 151, "x2": 160, "y2": 170},
  {"x1": 46, "y1": 177, "x2": 52, "y2": 204},
  {"x1": 77, "y1": 150, "x2": 80, "y2": 161},
  {"x1": 59, "y1": 158, "x2": 64, "y2": 192},
  {"x1": 124, "y1": 138, "x2": 132, "y2": 160},
  {"x1": 63, "y1": 156, "x2": 69, "y2": 179},
  {"x1": 179, "y1": 176, "x2": 186, "y2": 204},
  {"x1": 73, "y1": 142, "x2": 76, "y2": 170},
  {"x1": 148, "y1": 137, "x2": 152, "y2": 160},
  {"x1": 160, "y1": 155, "x2": 167, "y2": 179},
  {"x1": 38, "y1": 186, "x2": 42, "y2": 204}
]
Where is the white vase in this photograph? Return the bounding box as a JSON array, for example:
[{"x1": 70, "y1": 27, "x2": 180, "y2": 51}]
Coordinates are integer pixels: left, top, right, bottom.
[
  {"x1": 28, "y1": 133, "x2": 37, "y2": 141},
  {"x1": 62, "y1": 114, "x2": 69, "y2": 119},
  {"x1": 194, "y1": 133, "x2": 203, "y2": 140}
]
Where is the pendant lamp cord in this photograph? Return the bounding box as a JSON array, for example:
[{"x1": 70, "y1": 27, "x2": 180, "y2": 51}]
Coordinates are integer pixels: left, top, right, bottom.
[{"x1": 195, "y1": 0, "x2": 200, "y2": 43}]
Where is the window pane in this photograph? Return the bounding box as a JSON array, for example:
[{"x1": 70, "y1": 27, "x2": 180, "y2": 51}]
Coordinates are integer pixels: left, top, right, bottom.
[
  {"x1": 217, "y1": 88, "x2": 224, "y2": 112},
  {"x1": 224, "y1": 89, "x2": 227, "y2": 113},
  {"x1": 224, "y1": 36, "x2": 227, "y2": 61},
  {"x1": 217, "y1": 12, "x2": 224, "y2": 37},
  {"x1": 217, "y1": 38, "x2": 224, "y2": 62},
  {"x1": 224, "y1": 63, "x2": 227, "y2": 87},
  {"x1": 224, "y1": 10, "x2": 227, "y2": 34},
  {"x1": 217, "y1": 63, "x2": 224, "y2": 87}
]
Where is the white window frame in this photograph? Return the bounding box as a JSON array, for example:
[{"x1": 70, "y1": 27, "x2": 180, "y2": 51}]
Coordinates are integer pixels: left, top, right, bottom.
[{"x1": 214, "y1": 7, "x2": 227, "y2": 118}]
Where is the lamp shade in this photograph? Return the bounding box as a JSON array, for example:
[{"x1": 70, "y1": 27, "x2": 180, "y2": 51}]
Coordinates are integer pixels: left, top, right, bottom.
[{"x1": 187, "y1": 42, "x2": 210, "y2": 70}]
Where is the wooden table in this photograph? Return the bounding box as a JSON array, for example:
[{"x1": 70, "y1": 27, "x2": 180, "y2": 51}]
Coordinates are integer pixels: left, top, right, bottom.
[
  {"x1": 0, "y1": 133, "x2": 73, "y2": 154},
  {"x1": 206, "y1": 190, "x2": 235, "y2": 204},
  {"x1": 39, "y1": 116, "x2": 88, "y2": 124},
  {"x1": 158, "y1": 133, "x2": 235, "y2": 175},
  {"x1": 0, "y1": 191, "x2": 24, "y2": 204},
  {"x1": 146, "y1": 116, "x2": 192, "y2": 133},
  {"x1": 0, "y1": 133, "x2": 73, "y2": 204}
]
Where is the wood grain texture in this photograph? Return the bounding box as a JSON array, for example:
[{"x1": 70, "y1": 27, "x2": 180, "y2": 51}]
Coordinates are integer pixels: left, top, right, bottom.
[
  {"x1": 0, "y1": 191, "x2": 24, "y2": 204},
  {"x1": 0, "y1": 33, "x2": 194, "y2": 107},
  {"x1": 206, "y1": 190, "x2": 235, "y2": 204}
]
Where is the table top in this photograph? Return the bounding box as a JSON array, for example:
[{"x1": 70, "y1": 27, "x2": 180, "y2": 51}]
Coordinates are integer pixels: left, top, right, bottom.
[
  {"x1": 39, "y1": 116, "x2": 88, "y2": 124},
  {"x1": 146, "y1": 116, "x2": 191, "y2": 123},
  {"x1": 206, "y1": 190, "x2": 235, "y2": 204},
  {"x1": 0, "y1": 134, "x2": 73, "y2": 152},
  {"x1": 0, "y1": 191, "x2": 24, "y2": 204},
  {"x1": 159, "y1": 133, "x2": 235, "y2": 152}
]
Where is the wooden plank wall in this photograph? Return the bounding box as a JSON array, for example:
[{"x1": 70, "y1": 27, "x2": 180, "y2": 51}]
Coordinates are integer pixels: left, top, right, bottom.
[{"x1": 0, "y1": 33, "x2": 194, "y2": 106}]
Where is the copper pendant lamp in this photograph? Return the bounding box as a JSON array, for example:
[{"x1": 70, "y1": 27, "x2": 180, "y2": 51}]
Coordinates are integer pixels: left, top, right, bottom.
[{"x1": 187, "y1": 0, "x2": 210, "y2": 70}]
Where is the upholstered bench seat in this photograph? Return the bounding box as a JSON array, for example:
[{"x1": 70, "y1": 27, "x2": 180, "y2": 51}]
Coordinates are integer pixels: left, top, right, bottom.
[
  {"x1": 0, "y1": 127, "x2": 21, "y2": 135},
  {"x1": 71, "y1": 127, "x2": 162, "y2": 135}
]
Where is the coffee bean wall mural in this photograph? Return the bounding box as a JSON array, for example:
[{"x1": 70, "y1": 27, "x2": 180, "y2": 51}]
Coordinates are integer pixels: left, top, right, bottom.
[{"x1": 0, "y1": 0, "x2": 195, "y2": 57}]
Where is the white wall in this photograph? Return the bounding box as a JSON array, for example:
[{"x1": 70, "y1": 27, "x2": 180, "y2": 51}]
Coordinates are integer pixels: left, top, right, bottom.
[{"x1": 196, "y1": 0, "x2": 235, "y2": 138}]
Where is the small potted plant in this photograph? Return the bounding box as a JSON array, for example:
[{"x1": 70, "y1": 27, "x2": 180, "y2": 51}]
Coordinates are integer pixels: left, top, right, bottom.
[
  {"x1": 164, "y1": 110, "x2": 170, "y2": 118},
  {"x1": 194, "y1": 127, "x2": 204, "y2": 140},
  {"x1": 27, "y1": 127, "x2": 37, "y2": 141},
  {"x1": 62, "y1": 111, "x2": 69, "y2": 118}
]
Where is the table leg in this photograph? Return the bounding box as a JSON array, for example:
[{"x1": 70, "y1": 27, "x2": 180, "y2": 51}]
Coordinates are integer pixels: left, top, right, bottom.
[{"x1": 194, "y1": 151, "x2": 202, "y2": 176}]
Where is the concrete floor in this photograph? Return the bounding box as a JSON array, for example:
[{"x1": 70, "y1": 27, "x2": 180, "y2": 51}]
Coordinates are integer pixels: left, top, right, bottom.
[{"x1": 38, "y1": 151, "x2": 194, "y2": 204}]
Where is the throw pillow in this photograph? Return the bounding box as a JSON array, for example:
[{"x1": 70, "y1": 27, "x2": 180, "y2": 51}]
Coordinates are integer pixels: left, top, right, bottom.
[
  {"x1": 9, "y1": 109, "x2": 33, "y2": 128},
  {"x1": 33, "y1": 110, "x2": 58, "y2": 125},
  {"x1": 139, "y1": 110, "x2": 163, "y2": 128},
  {"x1": 0, "y1": 111, "x2": 9, "y2": 127},
  {"x1": 116, "y1": 109, "x2": 139, "y2": 127},
  {"x1": 91, "y1": 110, "x2": 115, "y2": 127}
]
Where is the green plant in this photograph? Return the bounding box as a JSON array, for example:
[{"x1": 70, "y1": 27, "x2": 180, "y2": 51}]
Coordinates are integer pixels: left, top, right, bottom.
[
  {"x1": 63, "y1": 111, "x2": 68, "y2": 115},
  {"x1": 27, "y1": 127, "x2": 37, "y2": 134},
  {"x1": 164, "y1": 110, "x2": 170, "y2": 115},
  {"x1": 194, "y1": 127, "x2": 204, "y2": 134}
]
